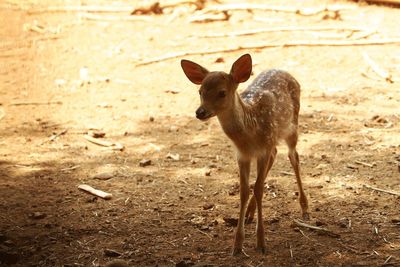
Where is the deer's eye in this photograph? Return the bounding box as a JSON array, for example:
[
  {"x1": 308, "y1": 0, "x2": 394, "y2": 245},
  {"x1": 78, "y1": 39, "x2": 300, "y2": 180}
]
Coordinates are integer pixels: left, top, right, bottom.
[{"x1": 218, "y1": 91, "x2": 226, "y2": 98}]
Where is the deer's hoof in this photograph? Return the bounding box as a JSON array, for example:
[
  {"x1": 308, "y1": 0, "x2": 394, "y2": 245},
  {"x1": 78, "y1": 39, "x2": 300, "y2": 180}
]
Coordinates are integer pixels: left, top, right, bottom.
[
  {"x1": 256, "y1": 246, "x2": 267, "y2": 254},
  {"x1": 302, "y1": 212, "x2": 310, "y2": 220},
  {"x1": 232, "y1": 247, "x2": 249, "y2": 257},
  {"x1": 232, "y1": 247, "x2": 242, "y2": 256}
]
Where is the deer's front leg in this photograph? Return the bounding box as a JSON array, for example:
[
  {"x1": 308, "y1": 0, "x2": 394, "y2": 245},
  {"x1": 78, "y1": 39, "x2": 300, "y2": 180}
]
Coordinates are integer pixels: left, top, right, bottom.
[
  {"x1": 232, "y1": 158, "x2": 250, "y2": 256},
  {"x1": 254, "y1": 148, "x2": 273, "y2": 254}
]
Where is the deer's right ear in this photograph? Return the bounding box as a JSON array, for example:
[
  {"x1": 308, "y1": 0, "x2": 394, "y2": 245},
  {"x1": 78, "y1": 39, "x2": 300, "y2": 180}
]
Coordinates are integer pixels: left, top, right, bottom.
[{"x1": 181, "y1": 60, "x2": 209, "y2": 85}]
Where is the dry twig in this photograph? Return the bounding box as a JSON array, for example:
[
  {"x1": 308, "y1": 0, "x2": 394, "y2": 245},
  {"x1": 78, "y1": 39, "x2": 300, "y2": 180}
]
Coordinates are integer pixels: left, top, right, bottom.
[
  {"x1": 83, "y1": 135, "x2": 124, "y2": 151},
  {"x1": 195, "y1": 228, "x2": 213, "y2": 240},
  {"x1": 24, "y1": 0, "x2": 206, "y2": 14},
  {"x1": 364, "y1": 0, "x2": 400, "y2": 6},
  {"x1": 200, "y1": 3, "x2": 355, "y2": 16},
  {"x1": 189, "y1": 10, "x2": 230, "y2": 23},
  {"x1": 362, "y1": 52, "x2": 394, "y2": 83},
  {"x1": 134, "y1": 38, "x2": 400, "y2": 67},
  {"x1": 192, "y1": 25, "x2": 369, "y2": 38},
  {"x1": 78, "y1": 184, "x2": 112, "y2": 199},
  {"x1": 354, "y1": 160, "x2": 375, "y2": 168},
  {"x1": 79, "y1": 13, "x2": 151, "y2": 21},
  {"x1": 293, "y1": 219, "x2": 340, "y2": 238},
  {"x1": 363, "y1": 184, "x2": 400, "y2": 196},
  {"x1": 9, "y1": 101, "x2": 63, "y2": 106}
]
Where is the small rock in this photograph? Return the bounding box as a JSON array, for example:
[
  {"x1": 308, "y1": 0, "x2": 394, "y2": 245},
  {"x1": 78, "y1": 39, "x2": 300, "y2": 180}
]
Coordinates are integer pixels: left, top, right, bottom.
[
  {"x1": 190, "y1": 216, "x2": 205, "y2": 226},
  {"x1": 88, "y1": 130, "x2": 106, "y2": 138},
  {"x1": 139, "y1": 159, "x2": 152, "y2": 167},
  {"x1": 204, "y1": 169, "x2": 211, "y2": 176},
  {"x1": 267, "y1": 217, "x2": 280, "y2": 224},
  {"x1": 104, "y1": 248, "x2": 122, "y2": 257},
  {"x1": 105, "y1": 259, "x2": 129, "y2": 267},
  {"x1": 91, "y1": 172, "x2": 114, "y2": 180},
  {"x1": 228, "y1": 183, "x2": 240, "y2": 196},
  {"x1": 202, "y1": 203, "x2": 214, "y2": 210},
  {"x1": 30, "y1": 212, "x2": 46, "y2": 220},
  {"x1": 149, "y1": 116, "x2": 155, "y2": 122},
  {"x1": 215, "y1": 57, "x2": 224, "y2": 63},
  {"x1": 223, "y1": 217, "x2": 238, "y2": 227},
  {"x1": 346, "y1": 164, "x2": 358, "y2": 170},
  {"x1": 391, "y1": 218, "x2": 400, "y2": 224},
  {"x1": 166, "y1": 153, "x2": 180, "y2": 161},
  {"x1": 169, "y1": 125, "x2": 179, "y2": 132}
]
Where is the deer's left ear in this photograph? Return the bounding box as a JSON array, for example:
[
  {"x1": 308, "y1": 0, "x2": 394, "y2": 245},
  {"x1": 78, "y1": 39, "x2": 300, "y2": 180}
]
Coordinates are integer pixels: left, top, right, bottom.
[{"x1": 230, "y1": 54, "x2": 252, "y2": 83}]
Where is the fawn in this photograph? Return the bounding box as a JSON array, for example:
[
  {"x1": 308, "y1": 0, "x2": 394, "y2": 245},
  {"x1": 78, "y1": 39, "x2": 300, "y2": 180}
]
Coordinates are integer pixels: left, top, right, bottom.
[{"x1": 180, "y1": 54, "x2": 309, "y2": 255}]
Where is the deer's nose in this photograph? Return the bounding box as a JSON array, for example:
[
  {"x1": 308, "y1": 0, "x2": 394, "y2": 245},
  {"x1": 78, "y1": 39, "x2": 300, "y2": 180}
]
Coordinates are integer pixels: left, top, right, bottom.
[{"x1": 196, "y1": 107, "x2": 207, "y2": 119}]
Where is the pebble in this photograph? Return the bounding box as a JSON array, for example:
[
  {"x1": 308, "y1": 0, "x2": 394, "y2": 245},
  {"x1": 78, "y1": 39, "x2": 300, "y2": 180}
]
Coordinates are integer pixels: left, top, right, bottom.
[
  {"x1": 202, "y1": 203, "x2": 214, "y2": 210},
  {"x1": 31, "y1": 212, "x2": 46, "y2": 220},
  {"x1": 139, "y1": 159, "x2": 152, "y2": 167},
  {"x1": 104, "y1": 248, "x2": 122, "y2": 257},
  {"x1": 91, "y1": 172, "x2": 114, "y2": 180}
]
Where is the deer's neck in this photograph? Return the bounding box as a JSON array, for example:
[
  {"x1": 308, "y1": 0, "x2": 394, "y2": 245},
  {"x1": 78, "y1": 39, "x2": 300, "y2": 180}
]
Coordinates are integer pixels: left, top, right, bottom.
[{"x1": 217, "y1": 93, "x2": 256, "y2": 138}]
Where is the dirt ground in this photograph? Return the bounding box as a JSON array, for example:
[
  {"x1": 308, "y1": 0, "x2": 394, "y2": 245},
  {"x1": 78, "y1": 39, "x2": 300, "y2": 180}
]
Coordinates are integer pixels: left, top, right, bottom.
[{"x1": 1, "y1": 0, "x2": 400, "y2": 266}]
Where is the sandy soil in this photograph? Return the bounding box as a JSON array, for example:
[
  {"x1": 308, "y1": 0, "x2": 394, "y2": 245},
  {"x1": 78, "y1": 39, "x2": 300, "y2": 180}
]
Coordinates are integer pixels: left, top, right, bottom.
[{"x1": 1, "y1": 0, "x2": 400, "y2": 266}]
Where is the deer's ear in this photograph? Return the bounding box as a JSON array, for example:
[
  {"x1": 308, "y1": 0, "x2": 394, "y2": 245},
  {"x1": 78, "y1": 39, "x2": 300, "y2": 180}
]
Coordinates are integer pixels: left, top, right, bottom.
[
  {"x1": 230, "y1": 54, "x2": 252, "y2": 83},
  {"x1": 181, "y1": 60, "x2": 209, "y2": 85}
]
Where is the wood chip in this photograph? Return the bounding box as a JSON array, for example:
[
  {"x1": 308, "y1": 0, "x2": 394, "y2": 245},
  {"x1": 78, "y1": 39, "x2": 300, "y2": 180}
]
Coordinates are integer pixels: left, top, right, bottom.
[
  {"x1": 83, "y1": 135, "x2": 124, "y2": 151},
  {"x1": 91, "y1": 172, "x2": 114, "y2": 180},
  {"x1": 293, "y1": 219, "x2": 340, "y2": 238},
  {"x1": 166, "y1": 153, "x2": 180, "y2": 161},
  {"x1": 139, "y1": 159, "x2": 152, "y2": 167},
  {"x1": 203, "y1": 203, "x2": 215, "y2": 210},
  {"x1": 78, "y1": 184, "x2": 112, "y2": 199},
  {"x1": 30, "y1": 212, "x2": 46, "y2": 220},
  {"x1": 104, "y1": 249, "x2": 122, "y2": 257}
]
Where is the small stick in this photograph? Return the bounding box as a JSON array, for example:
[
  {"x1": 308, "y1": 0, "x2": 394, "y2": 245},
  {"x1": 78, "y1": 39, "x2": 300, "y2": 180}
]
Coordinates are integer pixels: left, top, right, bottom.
[
  {"x1": 363, "y1": 184, "x2": 400, "y2": 196},
  {"x1": 78, "y1": 184, "x2": 112, "y2": 199},
  {"x1": 280, "y1": 171, "x2": 295, "y2": 176},
  {"x1": 9, "y1": 101, "x2": 63, "y2": 106},
  {"x1": 383, "y1": 255, "x2": 392, "y2": 265},
  {"x1": 27, "y1": 5, "x2": 137, "y2": 14},
  {"x1": 195, "y1": 228, "x2": 213, "y2": 240},
  {"x1": 24, "y1": 1, "x2": 204, "y2": 14},
  {"x1": 83, "y1": 135, "x2": 124, "y2": 150},
  {"x1": 354, "y1": 160, "x2": 374, "y2": 168},
  {"x1": 61, "y1": 165, "x2": 80, "y2": 172},
  {"x1": 362, "y1": 52, "x2": 394, "y2": 83},
  {"x1": 201, "y1": 3, "x2": 355, "y2": 16},
  {"x1": 192, "y1": 25, "x2": 369, "y2": 38},
  {"x1": 189, "y1": 10, "x2": 230, "y2": 23},
  {"x1": 134, "y1": 38, "x2": 400, "y2": 67},
  {"x1": 49, "y1": 129, "x2": 68, "y2": 141},
  {"x1": 293, "y1": 219, "x2": 340, "y2": 237},
  {"x1": 364, "y1": 0, "x2": 400, "y2": 6},
  {"x1": 79, "y1": 13, "x2": 151, "y2": 22}
]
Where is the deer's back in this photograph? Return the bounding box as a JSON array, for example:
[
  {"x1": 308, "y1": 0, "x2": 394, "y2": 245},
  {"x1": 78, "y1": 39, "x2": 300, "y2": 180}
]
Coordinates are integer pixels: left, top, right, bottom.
[{"x1": 239, "y1": 69, "x2": 300, "y2": 143}]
